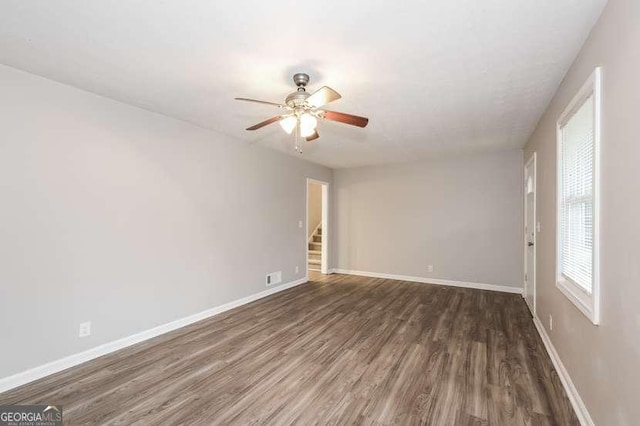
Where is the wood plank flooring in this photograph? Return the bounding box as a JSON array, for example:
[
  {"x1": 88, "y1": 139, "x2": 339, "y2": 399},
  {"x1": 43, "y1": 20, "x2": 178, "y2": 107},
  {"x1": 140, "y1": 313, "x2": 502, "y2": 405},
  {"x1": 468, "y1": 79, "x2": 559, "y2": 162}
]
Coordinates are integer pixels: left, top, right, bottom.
[{"x1": 0, "y1": 273, "x2": 579, "y2": 425}]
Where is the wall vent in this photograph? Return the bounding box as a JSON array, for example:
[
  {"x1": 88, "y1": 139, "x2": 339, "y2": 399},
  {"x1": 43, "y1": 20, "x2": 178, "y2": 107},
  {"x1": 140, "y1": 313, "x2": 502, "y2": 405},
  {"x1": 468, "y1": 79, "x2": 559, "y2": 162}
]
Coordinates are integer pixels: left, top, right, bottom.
[{"x1": 266, "y1": 271, "x2": 282, "y2": 287}]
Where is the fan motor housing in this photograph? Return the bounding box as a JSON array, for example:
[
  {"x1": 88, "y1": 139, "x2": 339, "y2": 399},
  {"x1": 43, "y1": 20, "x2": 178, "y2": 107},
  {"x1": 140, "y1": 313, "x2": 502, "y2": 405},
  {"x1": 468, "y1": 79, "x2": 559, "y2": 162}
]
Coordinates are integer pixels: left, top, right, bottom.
[{"x1": 285, "y1": 91, "x2": 310, "y2": 108}]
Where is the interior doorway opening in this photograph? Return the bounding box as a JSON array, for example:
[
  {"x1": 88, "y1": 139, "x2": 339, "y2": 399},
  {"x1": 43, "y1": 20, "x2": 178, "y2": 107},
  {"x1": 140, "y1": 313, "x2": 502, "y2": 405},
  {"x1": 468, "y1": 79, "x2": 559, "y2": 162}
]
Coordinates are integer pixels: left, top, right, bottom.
[{"x1": 307, "y1": 178, "x2": 329, "y2": 275}]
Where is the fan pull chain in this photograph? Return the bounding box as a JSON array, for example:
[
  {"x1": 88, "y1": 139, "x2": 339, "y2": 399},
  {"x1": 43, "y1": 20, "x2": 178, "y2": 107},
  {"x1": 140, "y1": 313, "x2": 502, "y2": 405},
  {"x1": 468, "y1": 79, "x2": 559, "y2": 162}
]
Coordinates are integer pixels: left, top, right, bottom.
[{"x1": 294, "y1": 122, "x2": 303, "y2": 154}]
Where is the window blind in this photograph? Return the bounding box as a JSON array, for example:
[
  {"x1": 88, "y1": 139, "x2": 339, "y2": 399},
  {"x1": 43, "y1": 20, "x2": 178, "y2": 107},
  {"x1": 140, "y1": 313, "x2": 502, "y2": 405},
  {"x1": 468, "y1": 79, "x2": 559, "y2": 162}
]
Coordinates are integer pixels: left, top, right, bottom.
[{"x1": 559, "y1": 94, "x2": 594, "y2": 293}]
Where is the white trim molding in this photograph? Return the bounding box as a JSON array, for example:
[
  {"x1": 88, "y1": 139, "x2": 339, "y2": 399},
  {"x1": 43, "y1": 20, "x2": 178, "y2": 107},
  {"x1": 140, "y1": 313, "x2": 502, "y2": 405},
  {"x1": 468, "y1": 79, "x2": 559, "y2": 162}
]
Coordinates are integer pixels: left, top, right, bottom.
[
  {"x1": 523, "y1": 152, "x2": 537, "y2": 316},
  {"x1": 533, "y1": 317, "x2": 595, "y2": 426},
  {"x1": 331, "y1": 269, "x2": 523, "y2": 294},
  {"x1": 0, "y1": 277, "x2": 308, "y2": 393}
]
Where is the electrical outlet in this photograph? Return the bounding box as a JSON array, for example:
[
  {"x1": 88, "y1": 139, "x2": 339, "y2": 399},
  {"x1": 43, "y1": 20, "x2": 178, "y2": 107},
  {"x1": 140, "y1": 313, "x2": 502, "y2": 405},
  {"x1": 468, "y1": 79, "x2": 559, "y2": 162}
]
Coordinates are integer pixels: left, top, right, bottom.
[
  {"x1": 537, "y1": 222, "x2": 542, "y2": 233},
  {"x1": 79, "y1": 321, "x2": 91, "y2": 338},
  {"x1": 295, "y1": 265, "x2": 299, "y2": 274},
  {"x1": 549, "y1": 314, "x2": 553, "y2": 331},
  {"x1": 427, "y1": 265, "x2": 434, "y2": 273},
  {"x1": 298, "y1": 220, "x2": 303, "y2": 228}
]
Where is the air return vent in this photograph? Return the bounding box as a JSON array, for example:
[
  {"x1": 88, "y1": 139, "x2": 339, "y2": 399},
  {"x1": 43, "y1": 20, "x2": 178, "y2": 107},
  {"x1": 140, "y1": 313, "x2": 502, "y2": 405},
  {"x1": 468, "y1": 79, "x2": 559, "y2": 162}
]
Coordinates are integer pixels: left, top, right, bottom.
[{"x1": 266, "y1": 271, "x2": 282, "y2": 287}]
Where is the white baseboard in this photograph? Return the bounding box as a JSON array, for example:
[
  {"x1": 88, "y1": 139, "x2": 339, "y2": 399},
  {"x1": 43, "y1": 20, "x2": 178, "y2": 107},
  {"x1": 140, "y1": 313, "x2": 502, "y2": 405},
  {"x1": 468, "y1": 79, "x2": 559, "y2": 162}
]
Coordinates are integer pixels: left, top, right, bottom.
[
  {"x1": 331, "y1": 269, "x2": 523, "y2": 294},
  {"x1": 0, "y1": 276, "x2": 308, "y2": 394},
  {"x1": 532, "y1": 317, "x2": 594, "y2": 426}
]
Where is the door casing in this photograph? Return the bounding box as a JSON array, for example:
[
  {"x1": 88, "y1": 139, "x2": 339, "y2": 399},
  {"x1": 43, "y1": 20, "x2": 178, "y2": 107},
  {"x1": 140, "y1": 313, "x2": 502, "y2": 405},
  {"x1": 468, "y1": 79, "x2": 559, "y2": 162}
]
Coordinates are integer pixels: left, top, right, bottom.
[{"x1": 524, "y1": 153, "x2": 537, "y2": 315}]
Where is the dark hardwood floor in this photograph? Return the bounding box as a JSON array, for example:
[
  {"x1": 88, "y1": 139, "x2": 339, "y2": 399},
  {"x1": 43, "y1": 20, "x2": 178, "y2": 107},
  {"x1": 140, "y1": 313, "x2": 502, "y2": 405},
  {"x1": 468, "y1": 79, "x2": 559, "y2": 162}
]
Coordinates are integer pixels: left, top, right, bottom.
[{"x1": 0, "y1": 273, "x2": 578, "y2": 425}]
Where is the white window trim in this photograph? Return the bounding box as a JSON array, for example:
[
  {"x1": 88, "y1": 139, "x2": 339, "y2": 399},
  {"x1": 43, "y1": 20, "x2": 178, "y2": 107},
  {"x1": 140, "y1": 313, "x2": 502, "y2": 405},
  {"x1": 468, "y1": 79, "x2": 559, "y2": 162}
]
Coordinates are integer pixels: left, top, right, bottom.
[{"x1": 556, "y1": 67, "x2": 601, "y2": 325}]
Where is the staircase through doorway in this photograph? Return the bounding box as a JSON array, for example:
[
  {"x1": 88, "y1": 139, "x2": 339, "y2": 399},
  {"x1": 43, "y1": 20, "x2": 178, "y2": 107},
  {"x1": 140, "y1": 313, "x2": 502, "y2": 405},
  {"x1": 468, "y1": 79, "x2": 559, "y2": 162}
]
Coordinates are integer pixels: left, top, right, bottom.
[{"x1": 308, "y1": 225, "x2": 322, "y2": 271}]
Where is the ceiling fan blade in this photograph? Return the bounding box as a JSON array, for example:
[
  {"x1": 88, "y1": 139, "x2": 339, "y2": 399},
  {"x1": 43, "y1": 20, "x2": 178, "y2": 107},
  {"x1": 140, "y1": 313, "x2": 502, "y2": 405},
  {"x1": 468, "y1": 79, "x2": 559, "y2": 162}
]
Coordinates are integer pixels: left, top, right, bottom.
[
  {"x1": 235, "y1": 98, "x2": 289, "y2": 109},
  {"x1": 246, "y1": 116, "x2": 282, "y2": 131},
  {"x1": 322, "y1": 110, "x2": 369, "y2": 128},
  {"x1": 305, "y1": 86, "x2": 341, "y2": 108},
  {"x1": 306, "y1": 130, "x2": 320, "y2": 141}
]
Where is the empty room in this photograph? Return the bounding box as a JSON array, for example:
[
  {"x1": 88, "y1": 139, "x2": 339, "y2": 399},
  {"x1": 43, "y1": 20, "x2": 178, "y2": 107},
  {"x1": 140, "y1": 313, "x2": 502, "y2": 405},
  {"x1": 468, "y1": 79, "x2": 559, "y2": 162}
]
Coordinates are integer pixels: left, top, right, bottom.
[{"x1": 0, "y1": 0, "x2": 638, "y2": 425}]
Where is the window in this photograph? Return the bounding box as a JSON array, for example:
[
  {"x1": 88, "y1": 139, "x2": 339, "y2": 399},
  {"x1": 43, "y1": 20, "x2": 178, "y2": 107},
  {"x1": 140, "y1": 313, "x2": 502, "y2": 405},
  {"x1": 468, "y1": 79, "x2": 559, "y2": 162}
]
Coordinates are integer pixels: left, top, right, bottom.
[{"x1": 556, "y1": 67, "x2": 601, "y2": 324}]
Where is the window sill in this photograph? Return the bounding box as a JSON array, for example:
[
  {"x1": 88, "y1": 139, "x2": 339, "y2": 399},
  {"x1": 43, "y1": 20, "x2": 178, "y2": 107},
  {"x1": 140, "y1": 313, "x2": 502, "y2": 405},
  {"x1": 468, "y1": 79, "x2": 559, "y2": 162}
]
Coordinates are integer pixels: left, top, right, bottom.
[{"x1": 556, "y1": 278, "x2": 599, "y2": 325}]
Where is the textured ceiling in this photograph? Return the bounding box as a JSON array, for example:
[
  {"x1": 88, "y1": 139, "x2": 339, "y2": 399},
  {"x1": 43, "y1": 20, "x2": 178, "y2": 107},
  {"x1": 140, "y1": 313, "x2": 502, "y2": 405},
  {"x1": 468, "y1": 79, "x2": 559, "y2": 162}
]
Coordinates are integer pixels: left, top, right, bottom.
[{"x1": 0, "y1": 0, "x2": 606, "y2": 168}]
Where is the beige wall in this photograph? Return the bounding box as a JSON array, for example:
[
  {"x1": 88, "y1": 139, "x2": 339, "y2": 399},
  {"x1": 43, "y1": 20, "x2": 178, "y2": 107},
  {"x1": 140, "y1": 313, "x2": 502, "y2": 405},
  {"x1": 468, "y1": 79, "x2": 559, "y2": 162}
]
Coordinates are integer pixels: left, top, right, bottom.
[
  {"x1": 523, "y1": 0, "x2": 640, "y2": 423},
  {"x1": 307, "y1": 183, "x2": 322, "y2": 238},
  {"x1": 333, "y1": 150, "x2": 523, "y2": 289},
  {"x1": 0, "y1": 64, "x2": 332, "y2": 379}
]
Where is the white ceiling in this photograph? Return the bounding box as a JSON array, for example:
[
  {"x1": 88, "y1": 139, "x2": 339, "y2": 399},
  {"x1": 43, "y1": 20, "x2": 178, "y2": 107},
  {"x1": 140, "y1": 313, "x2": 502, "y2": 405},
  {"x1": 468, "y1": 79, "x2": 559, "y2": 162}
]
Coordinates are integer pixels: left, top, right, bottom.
[{"x1": 0, "y1": 0, "x2": 606, "y2": 168}]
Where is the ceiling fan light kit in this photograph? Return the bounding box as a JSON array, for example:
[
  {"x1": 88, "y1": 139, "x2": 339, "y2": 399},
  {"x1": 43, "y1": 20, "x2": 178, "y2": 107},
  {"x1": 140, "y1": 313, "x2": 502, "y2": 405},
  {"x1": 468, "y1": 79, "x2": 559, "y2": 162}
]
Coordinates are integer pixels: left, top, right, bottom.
[
  {"x1": 299, "y1": 113, "x2": 318, "y2": 138},
  {"x1": 235, "y1": 73, "x2": 369, "y2": 153},
  {"x1": 279, "y1": 115, "x2": 297, "y2": 134}
]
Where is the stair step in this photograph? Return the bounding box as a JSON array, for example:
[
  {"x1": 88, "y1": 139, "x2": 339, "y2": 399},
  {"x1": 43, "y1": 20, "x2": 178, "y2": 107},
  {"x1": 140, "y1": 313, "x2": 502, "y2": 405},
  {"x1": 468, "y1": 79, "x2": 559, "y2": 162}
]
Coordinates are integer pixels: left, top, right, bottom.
[
  {"x1": 308, "y1": 259, "x2": 321, "y2": 265},
  {"x1": 309, "y1": 242, "x2": 321, "y2": 248},
  {"x1": 309, "y1": 250, "x2": 321, "y2": 255},
  {"x1": 313, "y1": 235, "x2": 322, "y2": 243}
]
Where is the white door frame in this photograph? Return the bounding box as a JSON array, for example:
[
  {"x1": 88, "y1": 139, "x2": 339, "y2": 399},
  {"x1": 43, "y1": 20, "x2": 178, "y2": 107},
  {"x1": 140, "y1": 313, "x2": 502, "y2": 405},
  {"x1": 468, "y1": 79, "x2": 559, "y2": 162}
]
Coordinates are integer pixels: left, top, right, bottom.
[
  {"x1": 524, "y1": 153, "x2": 537, "y2": 315},
  {"x1": 306, "y1": 178, "x2": 329, "y2": 275}
]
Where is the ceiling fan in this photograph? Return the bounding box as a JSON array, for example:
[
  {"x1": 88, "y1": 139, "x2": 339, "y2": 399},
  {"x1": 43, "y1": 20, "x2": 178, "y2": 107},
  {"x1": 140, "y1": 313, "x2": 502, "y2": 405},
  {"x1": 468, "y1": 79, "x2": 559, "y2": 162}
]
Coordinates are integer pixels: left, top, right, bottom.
[{"x1": 235, "y1": 73, "x2": 368, "y2": 151}]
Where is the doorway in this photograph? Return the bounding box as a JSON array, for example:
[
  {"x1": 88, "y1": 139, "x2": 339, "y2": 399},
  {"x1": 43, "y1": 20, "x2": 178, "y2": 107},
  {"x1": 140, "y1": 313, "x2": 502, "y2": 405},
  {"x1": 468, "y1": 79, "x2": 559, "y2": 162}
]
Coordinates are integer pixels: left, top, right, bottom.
[
  {"x1": 306, "y1": 178, "x2": 329, "y2": 275},
  {"x1": 524, "y1": 153, "x2": 537, "y2": 315}
]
